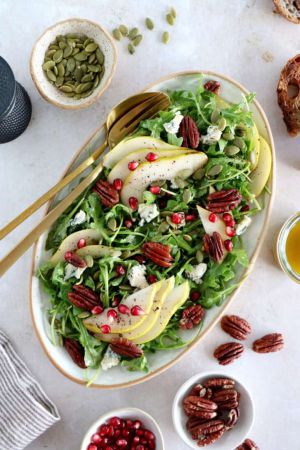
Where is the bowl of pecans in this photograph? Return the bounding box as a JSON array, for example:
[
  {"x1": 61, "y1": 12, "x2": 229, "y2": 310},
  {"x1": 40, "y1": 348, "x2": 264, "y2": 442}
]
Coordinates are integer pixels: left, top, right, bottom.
[
  {"x1": 30, "y1": 18, "x2": 117, "y2": 109},
  {"x1": 172, "y1": 372, "x2": 254, "y2": 450}
]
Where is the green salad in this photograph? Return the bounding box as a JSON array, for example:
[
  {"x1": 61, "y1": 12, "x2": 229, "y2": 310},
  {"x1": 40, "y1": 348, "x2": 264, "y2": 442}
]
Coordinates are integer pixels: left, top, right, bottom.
[{"x1": 38, "y1": 77, "x2": 271, "y2": 379}]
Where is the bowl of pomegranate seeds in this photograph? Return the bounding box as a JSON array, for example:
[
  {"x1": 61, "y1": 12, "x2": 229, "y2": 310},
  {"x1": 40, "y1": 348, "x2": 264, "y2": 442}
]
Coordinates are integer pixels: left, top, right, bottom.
[
  {"x1": 80, "y1": 407, "x2": 164, "y2": 450},
  {"x1": 172, "y1": 372, "x2": 254, "y2": 449}
]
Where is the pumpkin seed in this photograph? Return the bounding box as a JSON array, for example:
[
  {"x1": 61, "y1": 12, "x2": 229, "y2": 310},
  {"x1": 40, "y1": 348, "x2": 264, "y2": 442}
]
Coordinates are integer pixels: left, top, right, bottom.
[
  {"x1": 46, "y1": 49, "x2": 56, "y2": 58},
  {"x1": 166, "y1": 13, "x2": 175, "y2": 25},
  {"x1": 49, "y1": 44, "x2": 59, "y2": 50},
  {"x1": 96, "y1": 48, "x2": 104, "y2": 64},
  {"x1": 53, "y1": 65, "x2": 58, "y2": 76},
  {"x1": 129, "y1": 27, "x2": 139, "y2": 40},
  {"x1": 84, "y1": 255, "x2": 94, "y2": 268},
  {"x1": 158, "y1": 221, "x2": 169, "y2": 233},
  {"x1": 61, "y1": 58, "x2": 67, "y2": 67},
  {"x1": 196, "y1": 250, "x2": 204, "y2": 263},
  {"x1": 235, "y1": 127, "x2": 246, "y2": 137},
  {"x1": 72, "y1": 47, "x2": 80, "y2": 55},
  {"x1": 218, "y1": 117, "x2": 227, "y2": 131},
  {"x1": 88, "y1": 53, "x2": 96, "y2": 64},
  {"x1": 66, "y1": 57, "x2": 76, "y2": 72},
  {"x1": 170, "y1": 7, "x2": 177, "y2": 18},
  {"x1": 63, "y1": 45, "x2": 73, "y2": 58},
  {"x1": 58, "y1": 40, "x2": 67, "y2": 49},
  {"x1": 80, "y1": 89, "x2": 94, "y2": 98},
  {"x1": 162, "y1": 31, "x2": 170, "y2": 44},
  {"x1": 183, "y1": 234, "x2": 193, "y2": 242},
  {"x1": 128, "y1": 43, "x2": 135, "y2": 55},
  {"x1": 173, "y1": 176, "x2": 186, "y2": 188},
  {"x1": 183, "y1": 188, "x2": 192, "y2": 203},
  {"x1": 46, "y1": 69, "x2": 56, "y2": 82},
  {"x1": 75, "y1": 81, "x2": 93, "y2": 94},
  {"x1": 74, "y1": 67, "x2": 83, "y2": 82},
  {"x1": 233, "y1": 137, "x2": 244, "y2": 149},
  {"x1": 53, "y1": 49, "x2": 63, "y2": 63},
  {"x1": 59, "y1": 85, "x2": 73, "y2": 93},
  {"x1": 55, "y1": 77, "x2": 64, "y2": 87},
  {"x1": 78, "y1": 311, "x2": 91, "y2": 319},
  {"x1": 93, "y1": 74, "x2": 100, "y2": 89},
  {"x1": 133, "y1": 34, "x2": 143, "y2": 46},
  {"x1": 222, "y1": 131, "x2": 234, "y2": 141},
  {"x1": 107, "y1": 218, "x2": 117, "y2": 231},
  {"x1": 84, "y1": 42, "x2": 98, "y2": 53},
  {"x1": 145, "y1": 17, "x2": 154, "y2": 30},
  {"x1": 42, "y1": 60, "x2": 56, "y2": 71},
  {"x1": 225, "y1": 145, "x2": 240, "y2": 156},
  {"x1": 119, "y1": 24, "x2": 128, "y2": 36},
  {"x1": 112, "y1": 28, "x2": 122, "y2": 41},
  {"x1": 74, "y1": 51, "x2": 88, "y2": 61},
  {"x1": 81, "y1": 73, "x2": 94, "y2": 82},
  {"x1": 87, "y1": 64, "x2": 100, "y2": 72},
  {"x1": 81, "y1": 63, "x2": 87, "y2": 74},
  {"x1": 76, "y1": 43, "x2": 84, "y2": 49},
  {"x1": 179, "y1": 168, "x2": 192, "y2": 179},
  {"x1": 211, "y1": 109, "x2": 220, "y2": 123},
  {"x1": 207, "y1": 164, "x2": 222, "y2": 177},
  {"x1": 192, "y1": 168, "x2": 205, "y2": 180},
  {"x1": 57, "y1": 62, "x2": 65, "y2": 77},
  {"x1": 122, "y1": 250, "x2": 131, "y2": 259}
]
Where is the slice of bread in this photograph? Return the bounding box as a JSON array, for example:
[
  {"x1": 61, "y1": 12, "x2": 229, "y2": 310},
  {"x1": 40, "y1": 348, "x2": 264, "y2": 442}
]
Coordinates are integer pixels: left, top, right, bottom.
[
  {"x1": 274, "y1": 0, "x2": 300, "y2": 23},
  {"x1": 277, "y1": 55, "x2": 300, "y2": 136}
]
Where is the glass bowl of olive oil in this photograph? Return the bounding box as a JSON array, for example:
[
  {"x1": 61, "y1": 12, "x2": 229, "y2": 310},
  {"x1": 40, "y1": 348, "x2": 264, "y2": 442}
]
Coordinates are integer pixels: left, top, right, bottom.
[{"x1": 276, "y1": 212, "x2": 300, "y2": 283}]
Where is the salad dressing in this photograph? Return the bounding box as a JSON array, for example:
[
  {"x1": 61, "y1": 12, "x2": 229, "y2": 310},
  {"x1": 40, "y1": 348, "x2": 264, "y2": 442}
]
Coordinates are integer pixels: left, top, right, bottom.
[{"x1": 285, "y1": 221, "x2": 300, "y2": 274}]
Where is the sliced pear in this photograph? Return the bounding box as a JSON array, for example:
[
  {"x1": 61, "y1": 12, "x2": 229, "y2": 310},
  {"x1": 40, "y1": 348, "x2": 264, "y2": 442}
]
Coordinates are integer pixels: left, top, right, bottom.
[
  {"x1": 133, "y1": 281, "x2": 190, "y2": 344},
  {"x1": 50, "y1": 229, "x2": 102, "y2": 265},
  {"x1": 248, "y1": 124, "x2": 260, "y2": 170},
  {"x1": 83, "y1": 282, "x2": 160, "y2": 334},
  {"x1": 103, "y1": 136, "x2": 177, "y2": 169},
  {"x1": 107, "y1": 147, "x2": 195, "y2": 184},
  {"x1": 249, "y1": 136, "x2": 272, "y2": 197},
  {"x1": 196, "y1": 205, "x2": 229, "y2": 242},
  {"x1": 121, "y1": 152, "x2": 208, "y2": 206},
  {"x1": 95, "y1": 277, "x2": 175, "y2": 342},
  {"x1": 76, "y1": 245, "x2": 121, "y2": 259}
]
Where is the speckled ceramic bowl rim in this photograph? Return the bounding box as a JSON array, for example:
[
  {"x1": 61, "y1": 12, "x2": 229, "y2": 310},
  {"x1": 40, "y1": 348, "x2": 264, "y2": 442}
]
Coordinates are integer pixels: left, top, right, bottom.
[{"x1": 30, "y1": 18, "x2": 117, "y2": 110}]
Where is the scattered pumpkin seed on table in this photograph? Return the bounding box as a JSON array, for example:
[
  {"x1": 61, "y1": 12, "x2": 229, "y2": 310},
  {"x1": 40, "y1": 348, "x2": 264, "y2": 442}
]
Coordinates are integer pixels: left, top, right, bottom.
[
  {"x1": 128, "y1": 43, "x2": 135, "y2": 55},
  {"x1": 145, "y1": 17, "x2": 154, "y2": 30},
  {"x1": 166, "y1": 13, "x2": 175, "y2": 25},
  {"x1": 119, "y1": 24, "x2": 129, "y2": 36},
  {"x1": 128, "y1": 27, "x2": 139, "y2": 40},
  {"x1": 162, "y1": 31, "x2": 170, "y2": 44},
  {"x1": 112, "y1": 28, "x2": 122, "y2": 40}
]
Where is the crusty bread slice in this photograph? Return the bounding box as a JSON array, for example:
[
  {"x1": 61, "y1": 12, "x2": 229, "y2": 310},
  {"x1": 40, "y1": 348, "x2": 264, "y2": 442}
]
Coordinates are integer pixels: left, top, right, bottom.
[
  {"x1": 277, "y1": 55, "x2": 300, "y2": 136},
  {"x1": 274, "y1": 0, "x2": 300, "y2": 23}
]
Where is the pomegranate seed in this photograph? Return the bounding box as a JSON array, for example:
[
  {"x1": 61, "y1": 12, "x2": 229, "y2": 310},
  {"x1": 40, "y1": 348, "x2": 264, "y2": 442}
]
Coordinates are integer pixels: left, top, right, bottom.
[
  {"x1": 190, "y1": 291, "x2": 200, "y2": 302},
  {"x1": 150, "y1": 185, "x2": 161, "y2": 195},
  {"x1": 135, "y1": 429, "x2": 144, "y2": 436},
  {"x1": 77, "y1": 238, "x2": 86, "y2": 249},
  {"x1": 148, "y1": 274, "x2": 157, "y2": 284},
  {"x1": 122, "y1": 428, "x2": 130, "y2": 437},
  {"x1": 107, "y1": 309, "x2": 118, "y2": 322},
  {"x1": 116, "y1": 264, "x2": 126, "y2": 276},
  {"x1": 99, "y1": 425, "x2": 109, "y2": 436},
  {"x1": 126, "y1": 419, "x2": 133, "y2": 428},
  {"x1": 64, "y1": 251, "x2": 73, "y2": 261},
  {"x1": 226, "y1": 226, "x2": 235, "y2": 237},
  {"x1": 136, "y1": 446, "x2": 145, "y2": 450},
  {"x1": 131, "y1": 305, "x2": 144, "y2": 316},
  {"x1": 185, "y1": 213, "x2": 197, "y2": 222},
  {"x1": 222, "y1": 213, "x2": 232, "y2": 224},
  {"x1": 135, "y1": 255, "x2": 146, "y2": 264},
  {"x1": 114, "y1": 429, "x2": 121, "y2": 438},
  {"x1": 129, "y1": 197, "x2": 138, "y2": 210},
  {"x1": 224, "y1": 239, "x2": 234, "y2": 252},
  {"x1": 116, "y1": 439, "x2": 128, "y2": 447},
  {"x1": 113, "y1": 178, "x2": 123, "y2": 191},
  {"x1": 109, "y1": 417, "x2": 122, "y2": 427},
  {"x1": 91, "y1": 305, "x2": 103, "y2": 315},
  {"x1": 148, "y1": 442, "x2": 155, "y2": 450},
  {"x1": 133, "y1": 420, "x2": 142, "y2": 430},
  {"x1": 128, "y1": 160, "x2": 139, "y2": 171},
  {"x1": 133, "y1": 436, "x2": 140, "y2": 444},
  {"x1": 240, "y1": 204, "x2": 250, "y2": 212},
  {"x1": 112, "y1": 296, "x2": 121, "y2": 307},
  {"x1": 124, "y1": 218, "x2": 133, "y2": 229},
  {"x1": 118, "y1": 304, "x2": 130, "y2": 315},
  {"x1": 209, "y1": 213, "x2": 218, "y2": 223},
  {"x1": 227, "y1": 218, "x2": 235, "y2": 228},
  {"x1": 104, "y1": 446, "x2": 113, "y2": 450},
  {"x1": 100, "y1": 324, "x2": 111, "y2": 334},
  {"x1": 171, "y1": 212, "x2": 183, "y2": 224},
  {"x1": 107, "y1": 425, "x2": 114, "y2": 437},
  {"x1": 87, "y1": 445, "x2": 98, "y2": 450},
  {"x1": 146, "y1": 152, "x2": 158, "y2": 162},
  {"x1": 144, "y1": 430, "x2": 155, "y2": 440},
  {"x1": 91, "y1": 433, "x2": 101, "y2": 444}
]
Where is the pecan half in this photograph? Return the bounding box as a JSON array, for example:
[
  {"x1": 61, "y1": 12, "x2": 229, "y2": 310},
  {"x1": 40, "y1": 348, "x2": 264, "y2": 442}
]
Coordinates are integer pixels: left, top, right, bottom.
[
  {"x1": 214, "y1": 342, "x2": 244, "y2": 365},
  {"x1": 225, "y1": 408, "x2": 240, "y2": 429},
  {"x1": 64, "y1": 251, "x2": 86, "y2": 268},
  {"x1": 93, "y1": 179, "x2": 119, "y2": 208},
  {"x1": 252, "y1": 333, "x2": 284, "y2": 353},
  {"x1": 203, "y1": 232, "x2": 224, "y2": 263},
  {"x1": 197, "y1": 428, "x2": 225, "y2": 447},
  {"x1": 180, "y1": 305, "x2": 205, "y2": 330},
  {"x1": 207, "y1": 189, "x2": 242, "y2": 213},
  {"x1": 236, "y1": 438, "x2": 259, "y2": 450},
  {"x1": 190, "y1": 419, "x2": 225, "y2": 440},
  {"x1": 221, "y1": 315, "x2": 252, "y2": 341},
  {"x1": 212, "y1": 388, "x2": 239, "y2": 410},
  {"x1": 110, "y1": 338, "x2": 143, "y2": 359},
  {"x1": 64, "y1": 338, "x2": 86, "y2": 369},
  {"x1": 179, "y1": 115, "x2": 200, "y2": 149},
  {"x1": 204, "y1": 377, "x2": 235, "y2": 389},
  {"x1": 186, "y1": 416, "x2": 206, "y2": 431},
  {"x1": 204, "y1": 80, "x2": 221, "y2": 95},
  {"x1": 68, "y1": 285, "x2": 100, "y2": 311},
  {"x1": 183, "y1": 396, "x2": 218, "y2": 419},
  {"x1": 141, "y1": 242, "x2": 173, "y2": 268},
  {"x1": 189, "y1": 384, "x2": 212, "y2": 399}
]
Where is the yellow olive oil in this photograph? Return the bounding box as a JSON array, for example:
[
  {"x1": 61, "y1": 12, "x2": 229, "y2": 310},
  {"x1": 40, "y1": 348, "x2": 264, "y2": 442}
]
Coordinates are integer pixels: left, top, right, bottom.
[{"x1": 286, "y1": 220, "x2": 300, "y2": 274}]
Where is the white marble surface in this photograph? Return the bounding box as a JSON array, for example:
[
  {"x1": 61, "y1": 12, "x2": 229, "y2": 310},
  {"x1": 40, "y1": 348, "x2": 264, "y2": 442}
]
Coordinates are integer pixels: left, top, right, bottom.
[{"x1": 1, "y1": 0, "x2": 300, "y2": 449}]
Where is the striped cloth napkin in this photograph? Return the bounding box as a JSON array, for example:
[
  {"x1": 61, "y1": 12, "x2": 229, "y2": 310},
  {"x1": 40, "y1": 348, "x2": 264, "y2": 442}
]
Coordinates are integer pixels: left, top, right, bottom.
[{"x1": 0, "y1": 331, "x2": 60, "y2": 450}]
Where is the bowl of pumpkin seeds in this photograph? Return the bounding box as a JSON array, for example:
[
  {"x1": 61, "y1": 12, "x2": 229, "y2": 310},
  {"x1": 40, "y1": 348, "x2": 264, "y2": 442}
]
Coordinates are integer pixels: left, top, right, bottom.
[{"x1": 30, "y1": 18, "x2": 117, "y2": 109}]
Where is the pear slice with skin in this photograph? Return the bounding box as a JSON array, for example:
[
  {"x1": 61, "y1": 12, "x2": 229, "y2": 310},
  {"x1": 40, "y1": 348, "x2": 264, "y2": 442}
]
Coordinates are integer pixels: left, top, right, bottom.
[
  {"x1": 249, "y1": 136, "x2": 272, "y2": 197},
  {"x1": 103, "y1": 136, "x2": 177, "y2": 169},
  {"x1": 107, "y1": 148, "x2": 195, "y2": 184},
  {"x1": 83, "y1": 281, "x2": 161, "y2": 334},
  {"x1": 95, "y1": 277, "x2": 175, "y2": 342},
  {"x1": 76, "y1": 245, "x2": 121, "y2": 259},
  {"x1": 121, "y1": 152, "x2": 208, "y2": 206},
  {"x1": 133, "y1": 281, "x2": 190, "y2": 345}
]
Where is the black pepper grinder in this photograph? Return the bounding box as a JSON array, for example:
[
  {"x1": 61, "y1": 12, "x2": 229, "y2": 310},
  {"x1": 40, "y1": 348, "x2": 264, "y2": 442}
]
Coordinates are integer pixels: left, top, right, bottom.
[{"x1": 0, "y1": 56, "x2": 32, "y2": 144}]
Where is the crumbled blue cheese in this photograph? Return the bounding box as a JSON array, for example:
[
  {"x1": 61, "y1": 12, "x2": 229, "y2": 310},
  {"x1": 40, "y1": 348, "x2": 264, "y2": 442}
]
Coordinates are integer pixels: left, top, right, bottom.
[
  {"x1": 69, "y1": 210, "x2": 86, "y2": 226},
  {"x1": 101, "y1": 347, "x2": 121, "y2": 371},
  {"x1": 128, "y1": 264, "x2": 148, "y2": 289},
  {"x1": 186, "y1": 263, "x2": 207, "y2": 284},
  {"x1": 201, "y1": 126, "x2": 222, "y2": 145},
  {"x1": 138, "y1": 203, "x2": 159, "y2": 226},
  {"x1": 236, "y1": 215, "x2": 252, "y2": 235},
  {"x1": 163, "y1": 111, "x2": 183, "y2": 134},
  {"x1": 64, "y1": 263, "x2": 87, "y2": 281}
]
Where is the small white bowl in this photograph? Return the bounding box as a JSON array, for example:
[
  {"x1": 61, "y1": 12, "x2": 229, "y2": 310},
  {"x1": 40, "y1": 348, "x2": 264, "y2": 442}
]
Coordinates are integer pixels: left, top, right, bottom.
[
  {"x1": 172, "y1": 372, "x2": 254, "y2": 450},
  {"x1": 80, "y1": 407, "x2": 165, "y2": 450},
  {"x1": 30, "y1": 18, "x2": 117, "y2": 109}
]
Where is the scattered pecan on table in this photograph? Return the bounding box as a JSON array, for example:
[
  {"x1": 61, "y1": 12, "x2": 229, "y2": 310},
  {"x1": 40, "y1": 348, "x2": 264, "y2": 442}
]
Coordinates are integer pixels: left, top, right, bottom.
[
  {"x1": 213, "y1": 342, "x2": 244, "y2": 365},
  {"x1": 141, "y1": 241, "x2": 173, "y2": 267},
  {"x1": 221, "y1": 315, "x2": 252, "y2": 341},
  {"x1": 236, "y1": 438, "x2": 259, "y2": 450},
  {"x1": 110, "y1": 337, "x2": 143, "y2": 359},
  {"x1": 93, "y1": 179, "x2": 119, "y2": 207},
  {"x1": 252, "y1": 333, "x2": 284, "y2": 354},
  {"x1": 179, "y1": 115, "x2": 200, "y2": 148}
]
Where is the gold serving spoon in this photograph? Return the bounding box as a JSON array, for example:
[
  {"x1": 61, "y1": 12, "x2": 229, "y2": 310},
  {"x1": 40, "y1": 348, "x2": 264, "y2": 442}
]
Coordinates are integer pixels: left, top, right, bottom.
[{"x1": 0, "y1": 91, "x2": 170, "y2": 277}]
